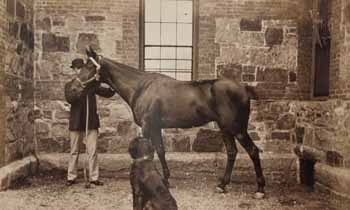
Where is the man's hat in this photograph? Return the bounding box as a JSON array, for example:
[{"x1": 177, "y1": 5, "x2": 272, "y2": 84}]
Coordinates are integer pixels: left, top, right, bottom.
[{"x1": 70, "y1": 58, "x2": 84, "y2": 69}]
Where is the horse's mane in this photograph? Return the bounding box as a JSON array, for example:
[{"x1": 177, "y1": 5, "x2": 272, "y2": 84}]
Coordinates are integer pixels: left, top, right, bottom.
[{"x1": 191, "y1": 79, "x2": 218, "y2": 85}]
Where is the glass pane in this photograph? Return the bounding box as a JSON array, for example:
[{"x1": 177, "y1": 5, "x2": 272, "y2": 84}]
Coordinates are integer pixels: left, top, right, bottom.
[
  {"x1": 176, "y1": 72, "x2": 192, "y2": 81},
  {"x1": 161, "y1": 23, "x2": 176, "y2": 45},
  {"x1": 145, "y1": 47, "x2": 160, "y2": 59},
  {"x1": 145, "y1": 23, "x2": 160, "y2": 45},
  {"x1": 161, "y1": 0, "x2": 177, "y2": 22},
  {"x1": 177, "y1": 24, "x2": 192, "y2": 46},
  {"x1": 177, "y1": 1, "x2": 192, "y2": 23},
  {"x1": 161, "y1": 47, "x2": 176, "y2": 59},
  {"x1": 177, "y1": 47, "x2": 192, "y2": 59},
  {"x1": 161, "y1": 60, "x2": 176, "y2": 69},
  {"x1": 145, "y1": 60, "x2": 160, "y2": 69},
  {"x1": 177, "y1": 60, "x2": 192, "y2": 69},
  {"x1": 161, "y1": 71, "x2": 176, "y2": 79},
  {"x1": 145, "y1": 0, "x2": 161, "y2": 22}
]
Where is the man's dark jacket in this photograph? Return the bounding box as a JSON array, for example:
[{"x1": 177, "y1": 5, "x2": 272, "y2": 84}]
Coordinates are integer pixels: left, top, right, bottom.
[{"x1": 65, "y1": 85, "x2": 115, "y2": 131}]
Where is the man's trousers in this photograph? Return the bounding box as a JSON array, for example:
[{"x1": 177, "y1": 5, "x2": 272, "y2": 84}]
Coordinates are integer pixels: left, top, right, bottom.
[{"x1": 67, "y1": 130, "x2": 99, "y2": 181}]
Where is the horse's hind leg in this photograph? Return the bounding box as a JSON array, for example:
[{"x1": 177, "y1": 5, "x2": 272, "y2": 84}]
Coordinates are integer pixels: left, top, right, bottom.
[
  {"x1": 236, "y1": 132, "x2": 265, "y2": 198},
  {"x1": 216, "y1": 131, "x2": 237, "y2": 193}
]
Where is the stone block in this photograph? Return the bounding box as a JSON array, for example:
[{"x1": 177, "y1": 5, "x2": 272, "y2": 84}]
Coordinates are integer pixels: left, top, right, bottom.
[
  {"x1": 51, "y1": 123, "x2": 68, "y2": 138},
  {"x1": 42, "y1": 33, "x2": 70, "y2": 52},
  {"x1": 242, "y1": 74, "x2": 255, "y2": 82},
  {"x1": 172, "y1": 136, "x2": 191, "y2": 152},
  {"x1": 271, "y1": 131, "x2": 290, "y2": 141},
  {"x1": 97, "y1": 137, "x2": 110, "y2": 153},
  {"x1": 192, "y1": 129, "x2": 223, "y2": 152},
  {"x1": 85, "y1": 16, "x2": 106, "y2": 21},
  {"x1": 53, "y1": 20, "x2": 65, "y2": 26},
  {"x1": 6, "y1": 0, "x2": 15, "y2": 16},
  {"x1": 326, "y1": 151, "x2": 344, "y2": 167},
  {"x1": 276, "y1": 113, "x2": 296, "y2": 130},
  {"x1": 5, "y1": 141, "x2": 22, "y2": 164},
  {"x1": 108, "y1": 136, "x2": 130, "y2": 153},
  {"x1": 315, "y1": 163, "x2": 350, "y2": 200},
  {"x1": 35, "y1": 120, "x2": 50, "y2": 137},
  {"x1": 76, "y1": 33, "x2": 100, "y2": 54},
  {"x1": 117, "y1": 120, "x2": 134, "y2": 137},
  {"x1": 36, "y1": 17, "x2": 51, "y2": 31},
  {"x1": 265, "y1": 28, "x2": 284, "y2": 46},
  {"x1": 217, "y1": 63, "x2": 242, "y2": 80},
  {"x1": 314, "y1": 128, "x2": 333, "y2": 148},
  {"x1": 240, "y1": 18, "x2": 262, "y2": 31},
  {"x1": 243, "y1": 65, "x2": 256, "y2": 74},
  {"x1": 256, "y1": 67, "x2": 288, "y2": 83},
  {"x1": 16, "y1": 1, "x2": 25, "y2": 18},
  {"x1": 9, "y1": 22, "x2": 18, "y2": 38},
  {"x1": 248, "y1": 132, "x2": 260, "y2": 141},
  {"x1": 37, "y1": 138, "x2": 62, "y2": 153},
  {"x1": 55, "y1": 110, "x2": 69, "y2": 120}
]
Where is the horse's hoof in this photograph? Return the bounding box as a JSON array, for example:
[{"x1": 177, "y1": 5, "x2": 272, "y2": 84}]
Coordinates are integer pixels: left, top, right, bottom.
[
  {"x1": 215, "y1": 186, "x2": 226, "y2": 193},
  {"x1": 253, "y1": 192, "x2": 265, "y2": 199}
]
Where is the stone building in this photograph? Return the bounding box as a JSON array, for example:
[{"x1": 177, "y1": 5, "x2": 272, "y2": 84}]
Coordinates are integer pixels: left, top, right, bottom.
[{"x1": 0, "y1": 0, "x2": 350, "y2": 199}]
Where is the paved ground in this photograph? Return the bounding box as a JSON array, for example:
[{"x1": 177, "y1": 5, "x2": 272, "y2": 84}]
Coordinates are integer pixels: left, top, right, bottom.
[{"x1": 0, "y1": 169, "x2": 349, "y2": 210}]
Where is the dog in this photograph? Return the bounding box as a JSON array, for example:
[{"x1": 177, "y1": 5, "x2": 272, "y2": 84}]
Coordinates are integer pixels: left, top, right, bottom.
[{"x1": 129, "y1": 137, "x2": 178, "y2": 210}]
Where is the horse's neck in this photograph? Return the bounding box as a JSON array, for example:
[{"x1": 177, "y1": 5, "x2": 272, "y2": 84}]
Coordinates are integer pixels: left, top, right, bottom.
[{"x1": 105, "y1": 61, "x2": 144, "y2": 105}]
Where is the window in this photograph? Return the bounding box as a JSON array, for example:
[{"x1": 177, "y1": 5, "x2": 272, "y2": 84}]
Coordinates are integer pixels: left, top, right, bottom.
[{"x1": 141, "y1": 0, "x2": 195, "y2": 81}]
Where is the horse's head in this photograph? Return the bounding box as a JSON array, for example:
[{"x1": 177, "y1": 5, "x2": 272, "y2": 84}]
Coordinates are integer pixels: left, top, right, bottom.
[{"x1": 67, "y1": 47, "x2": 104, "y2": 98}]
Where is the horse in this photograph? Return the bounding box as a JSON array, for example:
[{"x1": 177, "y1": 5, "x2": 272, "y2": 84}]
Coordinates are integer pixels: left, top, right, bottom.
[{"x1": 67, "y1": 47, "x2": 265, "y2": 198}]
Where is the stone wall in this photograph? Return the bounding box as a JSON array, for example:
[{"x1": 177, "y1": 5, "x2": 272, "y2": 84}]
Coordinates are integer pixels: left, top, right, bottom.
[
  {"x1": 0, "y1": 0, "x2": 7, "y2": 166},
  {"x1": 34, "y1": 0, "x2": 140, "y2": 153},
  {"x1": 198, "y1": 0, "x2": 313, "y2": 100},
  {"x1": 33, "y1": 0, "x2": 313, "y2": 155},
  {"x1": 1, "y1": 0, "x2": 35, "y2": 167}
]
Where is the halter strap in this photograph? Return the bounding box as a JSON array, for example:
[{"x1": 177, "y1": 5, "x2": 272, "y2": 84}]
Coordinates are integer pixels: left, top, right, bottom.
[{"x1": 74, "y1": 56, "x2": 102, "y2": 88}]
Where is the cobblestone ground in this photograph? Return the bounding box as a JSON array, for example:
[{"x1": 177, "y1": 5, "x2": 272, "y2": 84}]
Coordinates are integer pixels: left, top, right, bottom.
[{"x1": 0, "y1": 169, "x2": 349, "y2": 210}]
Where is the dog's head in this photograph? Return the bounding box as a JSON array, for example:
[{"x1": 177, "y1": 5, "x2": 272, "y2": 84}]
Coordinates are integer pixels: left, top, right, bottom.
[{"x1": 128, "y1": 137, "x2": 155, "y2": 160}]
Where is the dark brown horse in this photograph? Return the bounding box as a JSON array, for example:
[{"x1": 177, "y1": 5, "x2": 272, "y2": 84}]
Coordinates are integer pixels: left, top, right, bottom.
[{"x1": 68, "y1": 47, "x2": 265, "y2": 198}]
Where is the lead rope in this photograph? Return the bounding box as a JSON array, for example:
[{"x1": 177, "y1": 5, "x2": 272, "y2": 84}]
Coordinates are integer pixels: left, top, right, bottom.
[{"x1": 84, "y1": 95, "x2": 91, "y2": 188}]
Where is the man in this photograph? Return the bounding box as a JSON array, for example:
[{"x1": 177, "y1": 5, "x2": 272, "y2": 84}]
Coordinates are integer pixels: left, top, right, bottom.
[{"x1": 65, "y1": 58, "x2": 115, "y2": 186}]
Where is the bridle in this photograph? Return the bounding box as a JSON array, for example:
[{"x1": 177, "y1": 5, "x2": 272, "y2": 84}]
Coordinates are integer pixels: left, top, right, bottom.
[{"x1": 74, "y1": 56, "x2": 102, "y2": 88}]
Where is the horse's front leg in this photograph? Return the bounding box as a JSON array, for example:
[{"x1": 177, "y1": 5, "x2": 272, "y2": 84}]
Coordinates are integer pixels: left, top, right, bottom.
[{"x1": 141, "y1": 119, "x2": 170, "y2": 184}]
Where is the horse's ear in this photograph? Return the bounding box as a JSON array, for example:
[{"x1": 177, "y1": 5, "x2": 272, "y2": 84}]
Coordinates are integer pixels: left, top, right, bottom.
[
  {"x1": 90, "y1": 47, "x2": 98, "y2": 59},
  {"x1": 86, "y1": 46, "x2": 92, "y2": 57},
  {"x1": 85, "y1": 45, "x2": 98, "y2": 59}
]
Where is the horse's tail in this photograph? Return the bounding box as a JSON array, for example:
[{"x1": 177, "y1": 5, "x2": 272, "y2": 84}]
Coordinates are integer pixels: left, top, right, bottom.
[{"x1": 245, "y1": 85, "x2": 258, "y2": 100}]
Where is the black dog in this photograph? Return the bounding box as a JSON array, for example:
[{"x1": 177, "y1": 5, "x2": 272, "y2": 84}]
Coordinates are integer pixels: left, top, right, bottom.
[{"x1": 129, "y1": 137, "x2": 178, "y2": 210}]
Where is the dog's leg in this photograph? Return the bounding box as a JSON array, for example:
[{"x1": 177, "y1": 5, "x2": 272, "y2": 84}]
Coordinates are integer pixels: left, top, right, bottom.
[{"x1": 131, "y1": 172, "x2": 144, "y2": 210}]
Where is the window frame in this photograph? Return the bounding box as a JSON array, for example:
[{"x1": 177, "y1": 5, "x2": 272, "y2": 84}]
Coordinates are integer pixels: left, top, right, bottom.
[{"x1": 139, "y1": 0, "x2": 199, "y2": 81}]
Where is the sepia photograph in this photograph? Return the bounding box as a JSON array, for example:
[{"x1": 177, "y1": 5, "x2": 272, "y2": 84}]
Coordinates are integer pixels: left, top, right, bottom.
[{"x1": 0, "y1": 0, "x2": 350, "y2": 209}]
